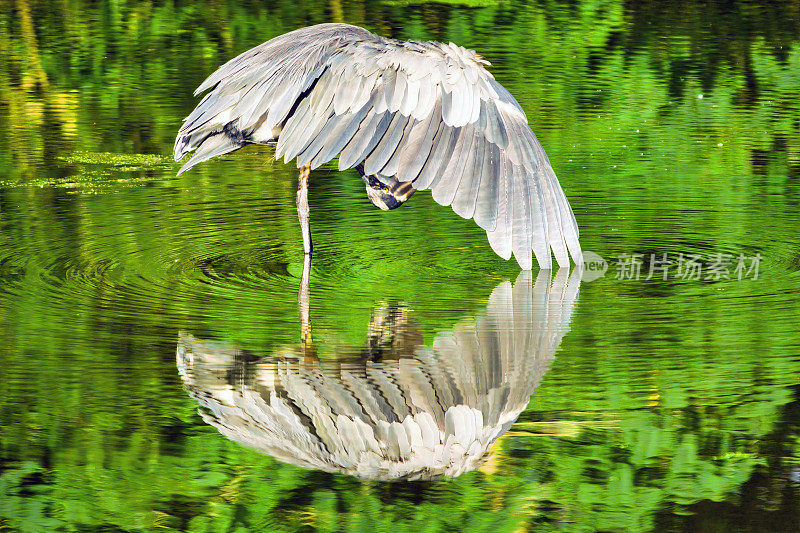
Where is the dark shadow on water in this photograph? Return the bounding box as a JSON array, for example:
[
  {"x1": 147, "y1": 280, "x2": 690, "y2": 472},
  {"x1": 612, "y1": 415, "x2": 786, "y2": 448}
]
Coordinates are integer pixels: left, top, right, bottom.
[{"x1": 655, "y1": 384, "x2": 800, "y2": 533}]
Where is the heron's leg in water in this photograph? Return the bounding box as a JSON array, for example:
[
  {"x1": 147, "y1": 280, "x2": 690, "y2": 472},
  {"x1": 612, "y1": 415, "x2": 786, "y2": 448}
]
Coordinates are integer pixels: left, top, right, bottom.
[
  {"x1": 296, "y1": 163, "x2": 313, "y2": 256},
  {"x1": 296, "y1": 170, "x2": 315, "y2": 357},
  {"x1": 298, "y1": 253, "x2": 316, "y2": 358}
]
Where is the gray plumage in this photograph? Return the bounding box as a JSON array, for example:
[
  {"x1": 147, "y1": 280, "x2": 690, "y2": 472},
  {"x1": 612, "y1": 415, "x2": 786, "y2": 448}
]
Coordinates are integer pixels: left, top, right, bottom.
[
  {"x1": 176, "y1": 269, "x2": 581, "y2": 481},
  {"x1": 174, "y1": 23, "x2": 581, "y2": 269}
]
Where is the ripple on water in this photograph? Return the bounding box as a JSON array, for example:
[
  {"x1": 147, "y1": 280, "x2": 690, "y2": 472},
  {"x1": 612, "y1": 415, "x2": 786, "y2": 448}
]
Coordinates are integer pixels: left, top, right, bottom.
[{"x1": 2, "y1": 156, "x2": 798, "y2": 355}]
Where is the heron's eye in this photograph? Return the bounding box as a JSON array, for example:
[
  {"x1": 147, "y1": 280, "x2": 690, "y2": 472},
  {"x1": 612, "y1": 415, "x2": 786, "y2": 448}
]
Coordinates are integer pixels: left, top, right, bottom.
[{"x1": 381, "y1": 187, "x2": 390, "y2": 193}]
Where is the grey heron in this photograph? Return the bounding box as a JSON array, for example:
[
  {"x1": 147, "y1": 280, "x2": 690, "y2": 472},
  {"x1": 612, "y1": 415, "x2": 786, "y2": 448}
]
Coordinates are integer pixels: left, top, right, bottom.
[{"x1": 174, "y1": 23, "x2": 581, "y2": 270}]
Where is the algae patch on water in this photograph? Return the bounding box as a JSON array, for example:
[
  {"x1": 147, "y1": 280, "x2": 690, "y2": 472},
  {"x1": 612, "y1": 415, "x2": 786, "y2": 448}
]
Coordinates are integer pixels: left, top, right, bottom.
[
  {"x1": 0, "y1": 152, "x2": 177, "y2": 191},
  {"x1": 57, "y1": 152, "x2": 171, "y2": 167}
]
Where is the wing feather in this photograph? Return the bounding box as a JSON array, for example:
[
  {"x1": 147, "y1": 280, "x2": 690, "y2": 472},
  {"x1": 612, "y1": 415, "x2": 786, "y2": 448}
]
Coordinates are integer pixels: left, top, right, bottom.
[
  {"x1": 431, "y1": 127, "x2": 472, "y2": 206},
  {"x1": 354, "y1": 112, "x2": 394, "y2": 168},
  {"x1": 511, "y1": 165, "x2": 533, "y2": 271},
  {"x1": 363, "y1": 113, "x2": 411, "y2": 175},
  {"x1": 338, "y1": 110, "x2": 382, "y2": 169},
  {"x1": 414, "y1": 125, "x2": 458, "y2": 190},
  {"x1": 473, "y1": 144, "x2": 500, "y2": 232},
  {"x1": 266, "y1": 70, "x2": 315, "y2": 133},
  {"x1": 486, "y1": 160, "x2": 512, "y2": 261},
  {"x1": 275, "y1": 97, "x2": 313, "y2": 160},
  {"x1": 390, "y1": 70, "x2": 407, "y2": 112},
  {"x1": 540, "y1": 167, "x2": 570, "y2": 267},
  {"x1": 400, "y1": 77, "x2": 420, "y2": 116},
  {"x1": 279, "y1": 96, "x2": 334, "y2": 164},
  {"x1": 528, "y1": 171, "x2": 551, "y2": 269},
  {"x1": 378, "y1": 69, "x2": 397, "y2": 115},
  {"x1": 414, "y1": 80, "x2": 437, "y2": 120},
  {"x1": 433, "y1": 129, "x2": 477, "y2": 207},
  {"x1": 311, "y1": 103, "x2": 373, "y2": 168},
  {"x1": 177, "y1": 133, "x2": 239, "y2": 175},
  {"x1": 352, "y1": 72, "x2": 378, "y2": 112},
  {"x1": 379, "y1": 117, "x2": 419, "y2": 177},
  {"x1": 334, "y1": 73, "x2": 361, "y2": 115},
  {"x1": 451, "y1": 136, "x2": 484, "y2": 219},
  {"x1": 395, "y1": 103, "x2": 442, "y2": 182},
  {"x1": 300, "y1": 108, "x2": 358, "y2": 168},
  {"x1": 237, "y1": 80, "x2": 274, "y2": 129}
]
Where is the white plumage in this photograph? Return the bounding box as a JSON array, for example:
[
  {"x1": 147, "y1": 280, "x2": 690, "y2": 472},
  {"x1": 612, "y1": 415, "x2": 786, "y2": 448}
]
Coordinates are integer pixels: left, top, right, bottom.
[{"x1": 175, "y1": 23, "x2": 582, "y2": 269}]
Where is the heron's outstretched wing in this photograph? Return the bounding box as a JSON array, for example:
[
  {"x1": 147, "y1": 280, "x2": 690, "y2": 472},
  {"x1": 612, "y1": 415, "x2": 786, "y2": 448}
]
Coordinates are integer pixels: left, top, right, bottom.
[{"x1": 174, "y1": 23, "x2": 581, "y2": 269}]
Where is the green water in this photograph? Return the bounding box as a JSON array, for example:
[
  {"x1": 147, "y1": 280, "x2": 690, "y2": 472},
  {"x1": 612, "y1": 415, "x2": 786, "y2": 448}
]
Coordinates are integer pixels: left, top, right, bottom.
[{"x1": 2, "y1": 0, "x2": 800, "y2": 531}]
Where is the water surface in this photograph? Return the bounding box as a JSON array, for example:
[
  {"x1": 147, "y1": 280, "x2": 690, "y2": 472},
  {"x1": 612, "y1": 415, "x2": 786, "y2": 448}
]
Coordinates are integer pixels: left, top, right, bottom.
[{"x1": 1, "y1": 1, "x2": 799, "y2": 531}]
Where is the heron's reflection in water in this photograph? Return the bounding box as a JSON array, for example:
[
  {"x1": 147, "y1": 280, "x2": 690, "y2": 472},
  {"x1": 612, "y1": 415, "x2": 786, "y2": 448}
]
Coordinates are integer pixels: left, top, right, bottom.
[{"x1": 177, "y1": 269, "x2": 581, "y2": 481}]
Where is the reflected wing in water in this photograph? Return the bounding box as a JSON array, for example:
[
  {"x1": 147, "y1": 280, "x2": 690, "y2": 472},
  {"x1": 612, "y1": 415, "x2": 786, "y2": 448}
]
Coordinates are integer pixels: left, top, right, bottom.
[{"x1": 177, "y1": 269, "x2": 581, "y2": 481}]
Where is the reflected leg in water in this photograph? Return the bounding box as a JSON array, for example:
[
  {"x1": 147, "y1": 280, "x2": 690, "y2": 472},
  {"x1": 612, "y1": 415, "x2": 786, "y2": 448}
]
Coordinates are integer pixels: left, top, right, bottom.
[
  {"x1": 177, "y1": 268, "x2": 582, "y2": 481},
  {"x1": 299, "y1": 253, "x2": 315, "y2": 359}
]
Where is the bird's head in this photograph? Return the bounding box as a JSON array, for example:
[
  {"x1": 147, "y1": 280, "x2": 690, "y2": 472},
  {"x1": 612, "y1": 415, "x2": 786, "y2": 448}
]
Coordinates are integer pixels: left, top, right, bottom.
[{"x1": 363, "y1": 174, "x2": 415, "y2": 211}]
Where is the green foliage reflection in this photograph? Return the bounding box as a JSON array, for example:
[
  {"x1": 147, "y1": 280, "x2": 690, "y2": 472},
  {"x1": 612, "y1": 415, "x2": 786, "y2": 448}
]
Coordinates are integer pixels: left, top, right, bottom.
[{"x1": 1, "y1": 0, "x2": 799, "y2": 531}]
